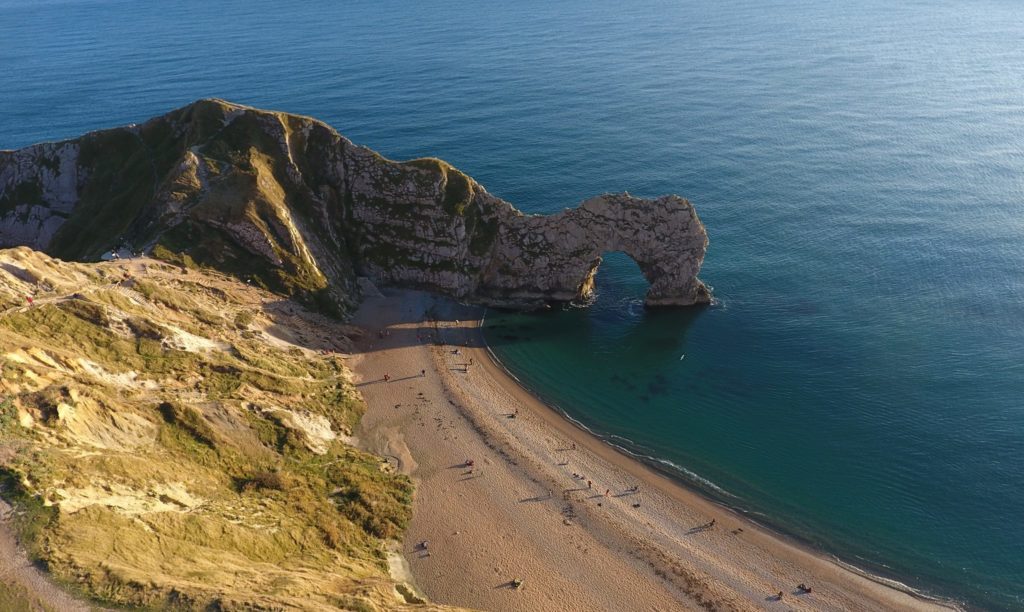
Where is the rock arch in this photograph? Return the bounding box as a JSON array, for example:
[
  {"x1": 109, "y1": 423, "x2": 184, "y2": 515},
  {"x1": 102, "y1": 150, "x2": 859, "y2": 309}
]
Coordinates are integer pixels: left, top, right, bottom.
[
  {"x1": 473, "y1": 194, "x2": 711, "y2": 308},
  {"x1": 0, "y1": 99, "x2": 711, "y2": 313}
]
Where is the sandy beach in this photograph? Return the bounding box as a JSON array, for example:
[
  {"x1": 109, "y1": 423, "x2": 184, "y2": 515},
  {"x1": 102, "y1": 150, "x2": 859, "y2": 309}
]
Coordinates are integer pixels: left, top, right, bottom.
[{"x1": 351, "y1": 288, "x2": 959, "y2": 612}]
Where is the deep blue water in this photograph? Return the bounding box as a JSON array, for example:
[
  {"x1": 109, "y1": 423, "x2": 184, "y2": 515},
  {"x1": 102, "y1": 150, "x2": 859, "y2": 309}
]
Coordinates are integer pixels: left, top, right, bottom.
[{"x1": 2, "y1": 0, "x2": 1023, "y2": 608}]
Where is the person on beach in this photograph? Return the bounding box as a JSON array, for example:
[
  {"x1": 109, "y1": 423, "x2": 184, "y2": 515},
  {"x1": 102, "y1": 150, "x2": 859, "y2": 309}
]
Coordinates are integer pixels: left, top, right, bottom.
[
  {"x1": 383, "y1": 373, "x2": 391, "y2": 382},
  {"x1": 421, "y1": 369, "x2": 426, "y2": 377},
  {"x1": 587, "y1": 480, "x2": 592, "y2": 489},
  {"x1": 605, "y1": 489, "x2": 610, "y2": 497}
]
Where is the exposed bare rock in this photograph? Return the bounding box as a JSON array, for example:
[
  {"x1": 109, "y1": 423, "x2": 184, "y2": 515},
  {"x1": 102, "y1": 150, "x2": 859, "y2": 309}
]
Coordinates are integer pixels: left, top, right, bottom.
[{"x1": 0, "y1": 99, "x2": 710, "y2": 313}]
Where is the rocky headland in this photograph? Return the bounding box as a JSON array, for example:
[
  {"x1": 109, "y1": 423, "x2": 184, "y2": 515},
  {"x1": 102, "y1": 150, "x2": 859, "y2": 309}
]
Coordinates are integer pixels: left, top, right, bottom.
[{"x1": 0, "y1": 99, "x2": 710, "y2": 313}]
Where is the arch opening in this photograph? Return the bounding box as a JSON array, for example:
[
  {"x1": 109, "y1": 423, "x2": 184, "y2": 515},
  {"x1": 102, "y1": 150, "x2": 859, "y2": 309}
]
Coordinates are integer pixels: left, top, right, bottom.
[{"x1": 575, "y1": 251, "x2": 651, "y2": 309}]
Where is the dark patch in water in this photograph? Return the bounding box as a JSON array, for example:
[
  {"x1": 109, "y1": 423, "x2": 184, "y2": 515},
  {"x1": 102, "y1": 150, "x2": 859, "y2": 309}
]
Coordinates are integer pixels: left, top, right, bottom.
[
  {"x1": 647, "y1": 337, "x2": 679, "y2": 351},
  {"x1": 647, "y1": 381, "x2": 670, "y2": 396}
]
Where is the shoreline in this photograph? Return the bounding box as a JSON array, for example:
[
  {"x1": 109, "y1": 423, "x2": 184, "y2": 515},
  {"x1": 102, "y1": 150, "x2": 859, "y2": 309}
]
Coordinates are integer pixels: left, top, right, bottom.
[
  {"x1": 477, "y1": 325, "x2": 956, "y2": 609},
  {"x1": 351, "y1": 288, "x2": 963, "y2": 611}
]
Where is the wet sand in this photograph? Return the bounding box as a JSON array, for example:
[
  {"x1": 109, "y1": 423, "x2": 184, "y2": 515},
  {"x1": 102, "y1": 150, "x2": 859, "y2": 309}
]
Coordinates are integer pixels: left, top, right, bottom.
[{"x1": 352, "y1": 288, "x2": 959, "y2": 612}]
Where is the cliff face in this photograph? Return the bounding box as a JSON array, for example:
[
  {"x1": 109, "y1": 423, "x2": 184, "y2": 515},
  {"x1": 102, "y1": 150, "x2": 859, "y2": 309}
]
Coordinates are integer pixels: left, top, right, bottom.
[{"x1": 0, "y1": 99, "x2": 710, "y2": 313}]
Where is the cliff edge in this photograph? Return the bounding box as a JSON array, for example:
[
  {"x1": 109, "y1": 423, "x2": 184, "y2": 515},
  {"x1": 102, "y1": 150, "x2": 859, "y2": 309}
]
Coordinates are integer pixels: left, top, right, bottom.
[
  {"x1": 0, "y1": 247, "x2": 462, "y2": 610},
  {"x1": 0, "y1": 99, "x2": 710, "y2": 313}
]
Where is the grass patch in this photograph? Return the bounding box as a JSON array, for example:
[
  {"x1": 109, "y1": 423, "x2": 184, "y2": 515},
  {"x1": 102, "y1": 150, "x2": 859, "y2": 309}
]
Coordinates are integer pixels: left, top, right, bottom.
[
  {"x1": 0, "y1": 179, "x2": 44, "y2": 218},
  {"x1": 157, "y1": 402, "x2": 219, "y2": 448},
  {"x1": 0, "y1": 467, "x2": 57, "y2": 561},
  {"x1": 233, "y1": 311, "x2": 254, "y2": 329}
]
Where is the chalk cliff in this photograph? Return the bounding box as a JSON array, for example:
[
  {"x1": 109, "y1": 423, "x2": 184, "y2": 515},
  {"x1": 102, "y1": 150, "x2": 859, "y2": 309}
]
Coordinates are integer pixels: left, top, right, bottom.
[{"x1": 0, "y1": 99, "x2": 710, "y2": 313}]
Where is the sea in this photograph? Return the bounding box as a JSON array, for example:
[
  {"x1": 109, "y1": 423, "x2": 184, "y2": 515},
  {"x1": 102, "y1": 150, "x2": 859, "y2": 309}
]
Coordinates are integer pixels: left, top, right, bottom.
[{"x1": 1, "y1": 0, "x2": 1022, "y2": 608}]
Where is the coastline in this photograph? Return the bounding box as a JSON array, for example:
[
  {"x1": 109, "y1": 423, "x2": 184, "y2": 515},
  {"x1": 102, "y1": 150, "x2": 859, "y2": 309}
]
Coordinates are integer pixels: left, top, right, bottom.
[
  {"x1": 351, "y1": 288, "x2": 962, "y2": 611},
  {"x1": 478, "y1": 320, "x2": 959, "y2": 608}
]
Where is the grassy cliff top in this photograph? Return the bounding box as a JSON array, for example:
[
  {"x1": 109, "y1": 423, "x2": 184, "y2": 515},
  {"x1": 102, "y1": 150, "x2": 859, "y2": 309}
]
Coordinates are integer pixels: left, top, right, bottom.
[{"x1": 0, "y1": 247, "x2": 459, "y2": 611}]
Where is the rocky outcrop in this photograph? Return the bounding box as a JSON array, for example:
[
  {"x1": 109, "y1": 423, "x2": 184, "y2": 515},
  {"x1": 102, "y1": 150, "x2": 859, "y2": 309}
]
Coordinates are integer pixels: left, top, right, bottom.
[
  {"x1": 480, "y1": 193, "x2": 709, "y2": 308},
  {"x1": 0, "y1": 99, "x2": 710, "y2": 313}
]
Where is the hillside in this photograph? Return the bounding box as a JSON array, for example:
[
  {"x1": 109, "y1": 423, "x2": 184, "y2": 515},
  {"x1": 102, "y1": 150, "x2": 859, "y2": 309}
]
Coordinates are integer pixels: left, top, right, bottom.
[{"x1": 0, "y1": 247, "x2": 459, "y2": 611}]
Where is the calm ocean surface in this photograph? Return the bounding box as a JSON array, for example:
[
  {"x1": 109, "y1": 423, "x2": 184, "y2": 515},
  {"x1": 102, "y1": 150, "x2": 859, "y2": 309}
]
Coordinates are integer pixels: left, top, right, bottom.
[{"x1": 2, "y1": 0, "x2": 1022, "y2": 607}]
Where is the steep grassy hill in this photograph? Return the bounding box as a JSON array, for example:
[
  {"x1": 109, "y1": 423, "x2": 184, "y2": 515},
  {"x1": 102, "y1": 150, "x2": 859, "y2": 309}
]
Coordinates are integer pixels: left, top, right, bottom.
[{"x1": 0, "y1": 247, "x2": 457, "y2": 611}]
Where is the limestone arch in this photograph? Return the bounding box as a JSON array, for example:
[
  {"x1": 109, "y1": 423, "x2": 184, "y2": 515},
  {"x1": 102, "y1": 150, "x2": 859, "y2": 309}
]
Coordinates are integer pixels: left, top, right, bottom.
[{"x1": 574, "y1": 249, "x2": 658, "y2": 306}]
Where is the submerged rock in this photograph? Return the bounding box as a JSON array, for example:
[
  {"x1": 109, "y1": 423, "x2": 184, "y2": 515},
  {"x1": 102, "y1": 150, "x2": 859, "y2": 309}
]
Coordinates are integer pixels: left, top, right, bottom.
[{"x1": 0, "y1": 99, "x2": 710, "y2": 313}]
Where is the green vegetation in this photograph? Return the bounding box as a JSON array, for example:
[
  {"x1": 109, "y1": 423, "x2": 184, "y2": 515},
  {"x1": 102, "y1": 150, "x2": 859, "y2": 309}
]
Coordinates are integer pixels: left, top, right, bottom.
[
  {"x1": 0, "y1": 396, "x2": 16, "y2": 429},
  {"x1": 466, "y1": 207, "x2": 500, "y2": 258},
  {"x1": 405, "y1": 158, "x2": 474, "y2": 216},
  {"x1": 3, "y1": 99, "x2": 505, "y2": 325},
  {"x1": 233, "y1": 310, "x2": 254, "y2": 329},
  {"x1": 157, "y1": 402, "x2": 220, "y2": 448},
  {"x1": 49, "y1": 130, "x2": 161, "y2": 260},
  {"x1": 0, "y1": 179, "x2": 43, "y2": 218},
  {"x1": 0, "y1": 255, "x2": 421, "y2": 609},
  {"x1": 153, "y1": 212, "x2": 350, "y2": 318},
  {"x1": 0, "y1": 467, "x2": 57, "y2": 562},
  {"x1": 0, "y1": 581, "x2": 46, "y2": 612}
]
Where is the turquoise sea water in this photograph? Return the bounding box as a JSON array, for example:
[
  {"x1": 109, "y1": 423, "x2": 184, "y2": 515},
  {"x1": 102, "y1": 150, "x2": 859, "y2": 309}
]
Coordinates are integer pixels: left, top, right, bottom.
[{"x1": 2, "y1": 0, "x2": 1023, "y2": 608}]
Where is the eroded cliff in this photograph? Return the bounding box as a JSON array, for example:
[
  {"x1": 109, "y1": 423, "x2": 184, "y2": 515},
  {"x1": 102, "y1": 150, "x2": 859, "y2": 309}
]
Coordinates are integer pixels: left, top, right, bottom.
[
  {"x1": 0, "y1": 247, "x2": 460, "y2": 611},
  {"x1": 0, "y1": 99, "x2": 710, "y2": 313}
]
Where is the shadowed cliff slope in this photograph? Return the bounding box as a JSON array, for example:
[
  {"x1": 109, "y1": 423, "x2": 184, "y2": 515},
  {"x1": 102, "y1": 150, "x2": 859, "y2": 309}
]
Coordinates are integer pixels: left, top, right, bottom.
[{"x1": 0, "y1": 99, "x2": 710, "y2": 313}]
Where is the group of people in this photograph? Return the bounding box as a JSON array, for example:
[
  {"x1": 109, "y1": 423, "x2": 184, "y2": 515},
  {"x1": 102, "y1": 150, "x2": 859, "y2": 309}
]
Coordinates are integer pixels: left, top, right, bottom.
[{"x1": 569, "y1": 473, "x2": 645, "y2": 507}]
